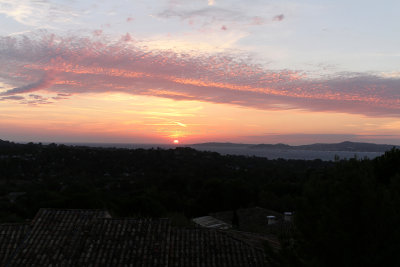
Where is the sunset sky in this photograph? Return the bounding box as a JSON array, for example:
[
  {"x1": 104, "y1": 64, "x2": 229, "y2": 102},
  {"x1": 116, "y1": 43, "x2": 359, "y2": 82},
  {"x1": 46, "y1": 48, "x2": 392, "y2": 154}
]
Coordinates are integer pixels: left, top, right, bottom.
[{"x1": 0, "y1": 0, "x2": 399, "y2": 145}]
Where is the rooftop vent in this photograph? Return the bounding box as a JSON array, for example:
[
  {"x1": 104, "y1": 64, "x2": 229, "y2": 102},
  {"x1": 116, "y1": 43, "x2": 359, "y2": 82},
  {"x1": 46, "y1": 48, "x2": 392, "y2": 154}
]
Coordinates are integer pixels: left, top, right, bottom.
[
  {"x1": 267, "y1": 215, "x2": 276, "y2": 225},
  {"x1": 284, "y1": 212, "x2": 293, "y2": 222}
]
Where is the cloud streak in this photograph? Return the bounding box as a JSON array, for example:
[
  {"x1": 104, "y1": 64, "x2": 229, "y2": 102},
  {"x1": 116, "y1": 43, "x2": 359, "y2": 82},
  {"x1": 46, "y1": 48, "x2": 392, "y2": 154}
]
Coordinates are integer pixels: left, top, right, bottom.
[
  {"x1": 1, "y1": 72, "x2": 55, "y2": 96},
  {"x1": 0, "y1": 33, "x2": 399, "y2": 117},
  {"x1": 0, "y1": 0, "x2": 80, "y2": 28},
  {"x1": 273, "y1": 14, "x2": 284, "y2": 21}
]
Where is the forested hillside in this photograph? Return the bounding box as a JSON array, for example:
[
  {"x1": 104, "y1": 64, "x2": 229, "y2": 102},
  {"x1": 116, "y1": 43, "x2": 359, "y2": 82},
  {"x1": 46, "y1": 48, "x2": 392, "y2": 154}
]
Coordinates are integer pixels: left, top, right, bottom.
[
  {"x1": 1, "y1": 140, "x2": 399, "y2": 265},
  {"x1": 0, "y1": 140, "x2": 328, "y2": 221}
]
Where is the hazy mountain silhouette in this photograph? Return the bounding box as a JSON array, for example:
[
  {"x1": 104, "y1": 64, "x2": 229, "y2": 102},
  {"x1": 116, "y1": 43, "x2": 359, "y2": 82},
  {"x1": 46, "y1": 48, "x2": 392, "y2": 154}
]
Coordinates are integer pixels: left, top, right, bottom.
[{"x1": 192, "y1": 141, "x2": 398, "y2": 152}]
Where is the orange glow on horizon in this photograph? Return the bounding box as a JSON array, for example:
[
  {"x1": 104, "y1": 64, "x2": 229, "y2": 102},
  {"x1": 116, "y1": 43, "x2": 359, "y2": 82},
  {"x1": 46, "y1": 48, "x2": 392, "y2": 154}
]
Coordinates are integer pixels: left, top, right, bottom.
[{"x1": 1, "y1": 92, "x2": 399, "y2": 145}]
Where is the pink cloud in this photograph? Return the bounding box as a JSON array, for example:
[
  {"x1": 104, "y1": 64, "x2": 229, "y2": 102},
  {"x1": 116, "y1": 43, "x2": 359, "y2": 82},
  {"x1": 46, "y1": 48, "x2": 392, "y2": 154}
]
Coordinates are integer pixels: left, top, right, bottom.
[
  {"x1": 93, "y1": 30, "x2": 103, "y2": 36},
  {"x1": 0, "y1": 33, "x2": 399, "y2": 117},
  {"x1": 273, "y1": 14, "x2": 284, "y2": 21},
  {"x1": 0, "y1": 95, "x2": 25, "y2": 101},
  {"x1": 121, "y1": 33, "x2": 132, "y2": 42},
  {"x1": 156, "y1": 6, "x2": 242, "y2": 30},
  {"x1": 0, "y1": 72, "x2": 56, "y2": 96},
  {"x1": 250, "y1": 16, "x2": 265, "y2": 25}
]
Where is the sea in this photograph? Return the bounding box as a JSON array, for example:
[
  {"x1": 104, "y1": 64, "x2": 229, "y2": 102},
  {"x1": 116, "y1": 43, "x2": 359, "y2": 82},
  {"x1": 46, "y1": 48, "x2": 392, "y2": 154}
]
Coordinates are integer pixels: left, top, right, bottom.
[{"x1": 65, "y1": 143, "x2": 384, "y2": 161}]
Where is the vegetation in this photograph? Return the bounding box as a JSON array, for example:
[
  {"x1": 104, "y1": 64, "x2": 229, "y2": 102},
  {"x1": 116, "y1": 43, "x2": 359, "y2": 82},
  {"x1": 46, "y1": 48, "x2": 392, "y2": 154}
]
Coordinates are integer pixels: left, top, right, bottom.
[
  {"x1": 0, "y1": 140, "x2": 325, "y2": 220},
  {"x1": 294, "y1": 148, "x2": 400, "y2": 266},
  {"x1": 1, "y1": 139, "x2": 399, "y2": 265}
]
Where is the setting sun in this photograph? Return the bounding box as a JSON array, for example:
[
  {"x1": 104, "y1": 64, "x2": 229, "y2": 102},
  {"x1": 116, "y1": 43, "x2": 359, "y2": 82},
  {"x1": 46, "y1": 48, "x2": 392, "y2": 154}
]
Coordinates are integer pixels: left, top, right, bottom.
[{"x1": 173, "y1": 139, "x2": 179, "y2": 144}]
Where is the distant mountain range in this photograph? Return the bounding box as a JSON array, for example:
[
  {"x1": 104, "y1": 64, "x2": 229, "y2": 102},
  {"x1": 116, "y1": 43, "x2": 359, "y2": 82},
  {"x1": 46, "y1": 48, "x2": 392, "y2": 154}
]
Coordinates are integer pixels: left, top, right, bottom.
[
  {"x1": 0, "y1": 139, "x2": 398, "y2": 153},
  {"x1": 191, "y1": 141, "x2": 398, "y2": 152}
]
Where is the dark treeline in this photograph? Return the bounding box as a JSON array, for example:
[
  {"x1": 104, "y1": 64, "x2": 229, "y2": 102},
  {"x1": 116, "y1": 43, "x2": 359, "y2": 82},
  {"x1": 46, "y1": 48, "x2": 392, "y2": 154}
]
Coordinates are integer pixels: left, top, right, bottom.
[
  {"x1": 1, "y1": 139, "x2": 399, "y2": 266},
  {"x1": 0, "y1": 140, "x2": 328, "y2": 219}
]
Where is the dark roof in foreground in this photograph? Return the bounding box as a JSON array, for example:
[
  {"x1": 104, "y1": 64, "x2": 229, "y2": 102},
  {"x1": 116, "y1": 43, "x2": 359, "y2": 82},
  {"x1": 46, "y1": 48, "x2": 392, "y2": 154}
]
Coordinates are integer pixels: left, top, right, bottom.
[
  {"x1": 1, "y1": 209, "x2": 270, "y2": 266},
  {"x1": 0, "y1": 223, "x2": 30, "y2": 266}
]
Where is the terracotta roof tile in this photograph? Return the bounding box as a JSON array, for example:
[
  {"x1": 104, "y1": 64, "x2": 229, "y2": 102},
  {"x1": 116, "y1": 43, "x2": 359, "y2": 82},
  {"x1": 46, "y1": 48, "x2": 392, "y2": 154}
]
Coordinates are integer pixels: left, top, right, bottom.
[
  {"x1": 0, "y1": 223, "x2": 30, "y2": 266},
  {"x1": 1, "y1": 209, "x2": 270, "y2": 266},
  {"x1": 7, "y1": 209, "x2": 109, "y2": 266},
  {"x1": 168, "y1": 228, "x2": 268, "y2": 266},
  {"x1": 78, "y1": 218, "x2": 171, "y2": 266}
]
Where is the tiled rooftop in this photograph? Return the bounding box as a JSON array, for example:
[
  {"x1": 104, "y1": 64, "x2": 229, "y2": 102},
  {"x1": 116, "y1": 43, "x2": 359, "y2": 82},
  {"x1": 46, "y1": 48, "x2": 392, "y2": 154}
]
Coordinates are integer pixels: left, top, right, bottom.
[
  {"x1": 192, "y1": 216, "x2": 232, "y2": 230},
  {"x1": 169, "y1": 228, "x2": 266, "y2": 267},
  {"x1": 0, "y1": 209, "x2": 270, "y2": 266},
  {"x1": 0, "y1": 223, "x2": 30, "y2": 266},
  {"x1": 78, "y1": 218, "x2": 171, "y2": 266}
]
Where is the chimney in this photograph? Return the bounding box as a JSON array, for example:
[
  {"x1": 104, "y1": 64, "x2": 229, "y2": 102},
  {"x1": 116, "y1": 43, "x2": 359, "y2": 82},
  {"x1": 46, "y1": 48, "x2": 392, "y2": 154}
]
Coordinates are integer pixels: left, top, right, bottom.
[
  {"x1": 284, "y1": 212, "x2": 293, "y2": 222},
  {"x1": 267, "y1": 215, "x2": 276, "y2": 225}
]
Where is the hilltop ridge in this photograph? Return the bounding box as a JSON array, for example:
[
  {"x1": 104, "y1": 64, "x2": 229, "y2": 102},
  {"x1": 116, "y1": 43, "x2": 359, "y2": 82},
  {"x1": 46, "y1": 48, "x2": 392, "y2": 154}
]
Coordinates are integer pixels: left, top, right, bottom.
[{"x1": 192, "y1": 141, "x2": 397, "y2": 152}]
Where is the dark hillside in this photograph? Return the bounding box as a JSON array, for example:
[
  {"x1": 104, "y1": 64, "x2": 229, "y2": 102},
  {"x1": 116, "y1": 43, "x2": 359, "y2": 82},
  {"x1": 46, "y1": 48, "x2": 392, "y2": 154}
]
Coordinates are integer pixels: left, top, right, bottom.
[
  {"x1": 1, "y1": 140, "x2": 400, "y2": 265},
  {"x1": 0, "y1": 141, "x2": 330, "y2": 222}
]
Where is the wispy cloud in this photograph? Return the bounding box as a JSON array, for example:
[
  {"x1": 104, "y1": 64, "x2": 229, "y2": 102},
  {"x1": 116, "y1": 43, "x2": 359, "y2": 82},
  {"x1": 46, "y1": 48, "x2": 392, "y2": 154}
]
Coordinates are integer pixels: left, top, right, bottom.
[
  {"x1": 0, "y1": 95, "x2": 25, "y2": 101},
  {"x1": 0, "y1": 93, "x2": 52, "y2": 105},
  {"x1": 157, "y1": 6, "x2": 242, "y2": 22},
  {"x1": 156, "y1": 2, "x2": 286, "y2": 29},
  {"x1": 273, "y1": 14, "x2": 284, "y2": 21},
  {"x1": 174, "y1": 121, "x2": 187, "y2": 127},
  {"x1": 0, "y1": 0, "x2": 80, "y2": 28},
  {"x1": 0, "y1": 33, "x2": 399, "y2": 117},
  {"x1": 1, "y1": 72, "x2": 55, "y2": 96}
]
